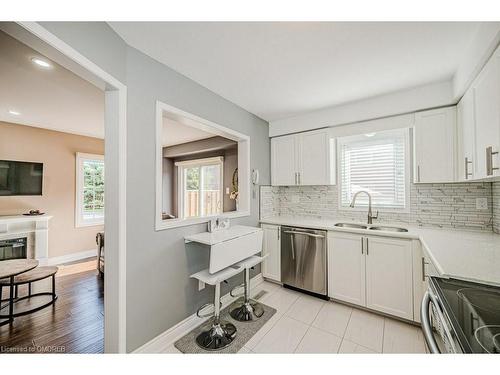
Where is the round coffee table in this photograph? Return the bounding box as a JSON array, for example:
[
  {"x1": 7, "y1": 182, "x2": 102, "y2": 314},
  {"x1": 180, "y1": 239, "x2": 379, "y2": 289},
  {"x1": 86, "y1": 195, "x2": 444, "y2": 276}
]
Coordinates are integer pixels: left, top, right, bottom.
[{"x1": 0, "y1": 259, "x2": 38, "y2": 326}]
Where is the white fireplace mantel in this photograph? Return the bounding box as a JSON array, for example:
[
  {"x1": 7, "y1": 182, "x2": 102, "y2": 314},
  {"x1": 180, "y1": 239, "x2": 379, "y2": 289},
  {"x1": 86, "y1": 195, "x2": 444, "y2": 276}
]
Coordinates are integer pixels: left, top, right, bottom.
[{"x1": 0, "y1": 214, "x2": 53, "y2": 262}]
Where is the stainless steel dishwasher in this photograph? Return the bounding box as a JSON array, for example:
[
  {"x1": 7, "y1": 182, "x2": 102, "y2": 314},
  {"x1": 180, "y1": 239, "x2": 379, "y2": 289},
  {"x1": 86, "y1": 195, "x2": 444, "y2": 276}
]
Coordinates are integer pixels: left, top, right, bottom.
[{"x1": 281, "y1": 226, "x2": 328, "y2": 299}]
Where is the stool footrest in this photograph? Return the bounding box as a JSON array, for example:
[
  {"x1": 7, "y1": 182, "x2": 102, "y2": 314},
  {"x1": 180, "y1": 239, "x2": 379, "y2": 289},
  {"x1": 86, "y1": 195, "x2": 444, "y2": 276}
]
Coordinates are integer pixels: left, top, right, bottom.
[
  {"x1": 229, "y1": 283, "x2": 245, "y2": 298},
  {"x1": 196, "y1": 301, "x2": 222, "y2": 318}
]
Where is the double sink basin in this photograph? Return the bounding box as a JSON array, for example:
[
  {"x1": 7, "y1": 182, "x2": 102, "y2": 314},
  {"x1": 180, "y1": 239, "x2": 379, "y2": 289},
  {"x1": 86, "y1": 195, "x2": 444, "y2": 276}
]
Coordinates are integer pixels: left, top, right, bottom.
[{"x1": 334, "y1": 222, "x2": 408, "y2": 232}]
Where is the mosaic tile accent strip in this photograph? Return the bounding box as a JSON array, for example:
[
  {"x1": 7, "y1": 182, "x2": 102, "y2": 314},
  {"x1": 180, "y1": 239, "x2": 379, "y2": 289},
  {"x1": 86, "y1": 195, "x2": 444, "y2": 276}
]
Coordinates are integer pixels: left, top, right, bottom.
[
  {"x1": 259, "y1": 185, "x2": 280, "y2": 219},
  {"x1": 493, "y1": 182, "x2": 500, "y2": 234},
  {"x1": 260, "y1": 182, "x2": 494, "y2": 232}
]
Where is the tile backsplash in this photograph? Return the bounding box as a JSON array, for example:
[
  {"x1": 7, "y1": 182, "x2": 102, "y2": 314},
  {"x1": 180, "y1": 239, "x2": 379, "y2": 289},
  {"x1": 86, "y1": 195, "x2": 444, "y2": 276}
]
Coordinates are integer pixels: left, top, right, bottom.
[
  {"x1": 493, "y1": 182, "x2": 500, "y2": 234},
  {"x1": 260, "y1": 182, "x2": 495, "y2": 232}
]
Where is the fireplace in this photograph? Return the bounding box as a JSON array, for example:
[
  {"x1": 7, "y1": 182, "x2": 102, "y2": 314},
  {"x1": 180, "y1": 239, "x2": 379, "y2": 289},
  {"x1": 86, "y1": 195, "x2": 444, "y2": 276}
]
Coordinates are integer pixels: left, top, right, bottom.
[{"x1": 0, "y1": 237, "x2": 27, "y2": 261}]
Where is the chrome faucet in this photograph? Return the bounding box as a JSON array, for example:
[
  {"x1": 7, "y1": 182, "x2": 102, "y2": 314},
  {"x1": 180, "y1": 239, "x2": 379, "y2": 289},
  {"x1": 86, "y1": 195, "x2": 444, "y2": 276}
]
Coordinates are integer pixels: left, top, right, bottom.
[{"x1": 349, "y1": 190, "x2": 379, "y2": 224}]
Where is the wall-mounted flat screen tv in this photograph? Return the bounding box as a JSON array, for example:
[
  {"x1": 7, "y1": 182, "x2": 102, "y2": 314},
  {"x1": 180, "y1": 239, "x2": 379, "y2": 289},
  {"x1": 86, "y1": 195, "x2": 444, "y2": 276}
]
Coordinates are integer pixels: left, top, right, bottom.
[{"x1": 0, "y1": 160, "x2": 43, "y2": 196}]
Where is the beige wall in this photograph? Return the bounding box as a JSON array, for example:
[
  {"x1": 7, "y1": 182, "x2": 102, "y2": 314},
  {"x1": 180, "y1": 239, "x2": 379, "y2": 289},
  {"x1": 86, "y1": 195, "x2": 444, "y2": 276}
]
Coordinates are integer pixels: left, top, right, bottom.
[{"x1": 0, "y1": 121, "x2": 104, "y2": 258}]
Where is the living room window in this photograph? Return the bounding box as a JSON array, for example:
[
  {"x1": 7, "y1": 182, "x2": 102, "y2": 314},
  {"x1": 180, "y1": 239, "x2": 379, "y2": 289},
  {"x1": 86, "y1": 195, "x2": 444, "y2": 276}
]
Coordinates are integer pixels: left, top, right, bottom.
[
  {"x1": 175, "y1": 157, "x2": 223, "y2": 219},
  {"x1": 338, "y1": 128, "x2": 409, "y2": 210},
  {"x1": 76, "y1": 153, "x2": 105, "y2": 227}
]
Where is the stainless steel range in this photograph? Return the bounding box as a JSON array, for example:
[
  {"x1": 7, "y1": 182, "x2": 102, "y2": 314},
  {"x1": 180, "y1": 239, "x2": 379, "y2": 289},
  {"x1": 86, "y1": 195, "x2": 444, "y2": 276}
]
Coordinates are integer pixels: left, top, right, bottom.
[{"x1": 422, "y1": 277, "x2": 500, "y2": 353}]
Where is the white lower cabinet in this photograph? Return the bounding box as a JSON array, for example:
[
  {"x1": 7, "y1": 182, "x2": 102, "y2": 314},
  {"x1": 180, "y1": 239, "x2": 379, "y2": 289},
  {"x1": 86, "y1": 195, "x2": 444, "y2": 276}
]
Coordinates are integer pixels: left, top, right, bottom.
[
  {"x1": 328, "y1": 232, "x2": 366, "y2": 306},
  {"x1": 328, "y1": 231, "x2": 414, "y2": 321},
  {"x1": 261, "y1": 224, "x2": 281, "y2": 282},
  {"x1": 364, "y1": 236, "x2": 413, "y2": 320}
]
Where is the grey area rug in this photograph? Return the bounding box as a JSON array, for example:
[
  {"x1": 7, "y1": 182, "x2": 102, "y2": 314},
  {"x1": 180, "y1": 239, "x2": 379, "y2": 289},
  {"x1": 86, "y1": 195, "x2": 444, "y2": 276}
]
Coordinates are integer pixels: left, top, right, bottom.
[{"x1": 174, "y1": 295, "x2": 276, "y2": 354}]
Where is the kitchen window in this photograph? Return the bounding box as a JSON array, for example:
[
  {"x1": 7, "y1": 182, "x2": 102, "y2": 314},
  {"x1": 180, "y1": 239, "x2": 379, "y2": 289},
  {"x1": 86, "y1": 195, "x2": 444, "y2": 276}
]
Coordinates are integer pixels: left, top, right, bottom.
[
  {"x1": 175, "y1": 157, "x2": 223, "y2": 219},
  {"x1": 338, "y1": 128, "x2": 409, "y2": 210},
  {"x1": 75, "y1": 153, "x2": 105, "y2": 227}
]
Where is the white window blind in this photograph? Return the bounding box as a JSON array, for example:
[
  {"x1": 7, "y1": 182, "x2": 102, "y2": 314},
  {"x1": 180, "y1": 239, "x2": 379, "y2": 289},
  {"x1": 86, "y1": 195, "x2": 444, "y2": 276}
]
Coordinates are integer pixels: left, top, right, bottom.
[{"x1": 339, "y1": 128, "x2": 408, "y2": 209}]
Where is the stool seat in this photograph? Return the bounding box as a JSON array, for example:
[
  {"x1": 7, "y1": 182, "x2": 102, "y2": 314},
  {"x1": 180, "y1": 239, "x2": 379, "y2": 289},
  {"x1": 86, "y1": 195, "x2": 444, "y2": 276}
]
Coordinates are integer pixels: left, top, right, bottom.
[
  {"x1": 0, "y1": 266, "x2": 58, "y2": 286},
  {"x1": 190, "y1": 264, "x2": 242, "y2": 286},
  {"x1": 234, "y1": 255, "x2": 265, "y2": 270}
]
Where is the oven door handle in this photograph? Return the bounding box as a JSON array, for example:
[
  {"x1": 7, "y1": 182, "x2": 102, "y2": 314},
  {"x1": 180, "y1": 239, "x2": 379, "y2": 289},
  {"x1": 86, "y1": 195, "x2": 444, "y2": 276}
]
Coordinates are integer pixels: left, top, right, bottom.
[{"x1": 421, "y1": 290, "x2": 441, "y2": 354}]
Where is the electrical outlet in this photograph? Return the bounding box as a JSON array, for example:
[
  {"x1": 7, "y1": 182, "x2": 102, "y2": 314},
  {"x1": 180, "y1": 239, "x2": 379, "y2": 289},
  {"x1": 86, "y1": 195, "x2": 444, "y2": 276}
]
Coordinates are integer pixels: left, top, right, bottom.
[
  {"x1": 198, "y1": 280, "x2": 205, "y2": 291},
  {"x1": 476, "y1": 197, "x2": 488, "y2": 210}
]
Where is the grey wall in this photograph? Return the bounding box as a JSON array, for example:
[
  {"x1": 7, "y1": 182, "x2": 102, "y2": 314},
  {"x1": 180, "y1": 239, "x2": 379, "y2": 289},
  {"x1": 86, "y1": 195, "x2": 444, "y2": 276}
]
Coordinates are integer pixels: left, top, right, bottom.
[
  {"x1": 223, "y1": 147, "x2": 238, "y2": 212},
  {"x1": 39, "y1": 22, "x2": 127, "y2": 83},
  {"x1": 39, "y1": 22, "x2": 270, "y2": 352},
  {"x1": 162, "y1": 157, "x2": 175, "y2": 216},
  {"x1": 125, "y1": 46, "x2": 269, "y2": 351}
]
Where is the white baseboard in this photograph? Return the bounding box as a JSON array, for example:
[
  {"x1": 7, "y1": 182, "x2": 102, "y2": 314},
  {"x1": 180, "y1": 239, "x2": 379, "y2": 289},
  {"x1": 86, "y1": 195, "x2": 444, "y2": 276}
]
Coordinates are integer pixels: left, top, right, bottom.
[
  {"x1": 133, "y1": 273, "x2": 264, "y2": 353},
  {"x1": 44, "y1": 248, "x2": 98, "y2": 266}
]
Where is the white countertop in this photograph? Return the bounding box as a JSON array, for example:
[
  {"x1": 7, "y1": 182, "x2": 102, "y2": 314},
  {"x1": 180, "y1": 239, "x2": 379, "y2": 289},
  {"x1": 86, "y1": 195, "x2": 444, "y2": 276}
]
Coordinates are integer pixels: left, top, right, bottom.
[
  {"x1": 260, "y1": 216, "x2": 500, "y2": 287},
  {"x1": 184, "y1": 225, "x2": 262, "y2": 246}
]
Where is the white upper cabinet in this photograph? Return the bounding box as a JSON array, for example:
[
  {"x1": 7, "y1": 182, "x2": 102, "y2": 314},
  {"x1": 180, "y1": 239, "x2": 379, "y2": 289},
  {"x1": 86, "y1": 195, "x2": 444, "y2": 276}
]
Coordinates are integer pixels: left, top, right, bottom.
[
  {"x1": 413, "y1": 107, "x2": 457, "y2": 183},
  {"x1": 472, "y1": 49, "x2": 500, "y2": 179},
  {"x1": 271, "y1": 134, "x2": 297, "y2": 186},
  {"x1": 271, "y1": 128, "x2": 335, "y2": 186},
  {"x1": 457, "y1": 90, "x2": 476, "y2": 181},
  {"x1": 298, "y1": 130, "x2": 335, "y2": 185}
]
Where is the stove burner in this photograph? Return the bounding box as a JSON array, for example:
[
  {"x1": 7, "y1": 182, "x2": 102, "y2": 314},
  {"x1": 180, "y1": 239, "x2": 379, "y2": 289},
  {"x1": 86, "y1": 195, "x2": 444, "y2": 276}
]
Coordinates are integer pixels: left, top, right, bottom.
[
  {"x1": 474, "y1": 325, "x2": 500, "y2": 354},
  {"x1": 457, "y1": 288, "x2": 500, "y2": 314}
]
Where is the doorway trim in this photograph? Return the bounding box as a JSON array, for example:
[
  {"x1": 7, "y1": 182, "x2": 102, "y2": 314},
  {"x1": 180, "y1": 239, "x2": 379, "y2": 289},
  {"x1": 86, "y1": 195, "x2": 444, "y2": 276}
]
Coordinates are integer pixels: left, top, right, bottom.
[{"x1": 16, "y1": 22, "x2": 127, "y2": 353}]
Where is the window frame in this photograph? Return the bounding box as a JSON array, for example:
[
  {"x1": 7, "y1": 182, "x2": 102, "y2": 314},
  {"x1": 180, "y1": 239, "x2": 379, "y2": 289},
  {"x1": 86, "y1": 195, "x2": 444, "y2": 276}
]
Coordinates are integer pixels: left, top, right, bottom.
[
  {"x1": 175, "y1": 156, "x2": 224, "y2": 220},
  {"x1": 75, "y1": 152, "x2": 105, "y2": 228},
  {"x1": 155, "y1": 101, "x2": 251, "y2": 231},
  {"x1": 337, "y1": 128, "x2": 410, "y2": 213}
]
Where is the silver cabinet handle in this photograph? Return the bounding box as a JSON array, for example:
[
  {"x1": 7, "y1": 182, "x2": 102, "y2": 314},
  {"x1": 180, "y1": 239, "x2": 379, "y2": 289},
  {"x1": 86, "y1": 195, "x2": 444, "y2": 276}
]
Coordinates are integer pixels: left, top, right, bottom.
[
  {"x1": 417, "y1": 165, "x2": 421, "y2": 182},
  {"x1": 486, "y1": 146, "x2": 499, "y2": 176},
  {"x1": 465, "y1": 157, "x2": 473, "y2": 179},
  {"x1": 283, "y1": 230, "x2": 324, "y2": 239},
  {"x1": 421, "y1": 291, "x2": 441, "y2": 354},
  {"x1": 365, "y1": 237, "x2": 369, "y2": 255},
  {"x1": 421, "y1": 257, "x2": 428, "y2": 282},
  {"x1": 294, "y1": 172, "x2": 297, "y2": 185},
  {"x1": 298, "y1": 172, "x2": 301, "y2": 185},
  {"x1": 361, "y1": 237, "x2": 364, "y2": 254}
]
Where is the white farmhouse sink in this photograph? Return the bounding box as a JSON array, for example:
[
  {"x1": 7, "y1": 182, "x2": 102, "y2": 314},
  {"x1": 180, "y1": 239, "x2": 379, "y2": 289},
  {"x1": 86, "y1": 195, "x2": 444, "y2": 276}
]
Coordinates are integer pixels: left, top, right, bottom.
[{"x1": 185, "y1": 225, "x2": 263, "y2": 274}]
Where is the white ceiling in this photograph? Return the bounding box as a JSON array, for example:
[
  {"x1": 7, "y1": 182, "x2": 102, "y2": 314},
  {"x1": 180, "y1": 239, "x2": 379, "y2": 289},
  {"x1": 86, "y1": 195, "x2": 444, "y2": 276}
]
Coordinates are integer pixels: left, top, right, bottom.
[
  {"x1": 110, "y1": 22, "x2": 481, "y2": 121},
  {"x1": 162, "y1": 117, "x2": 214, "y2": 147},
  {"x1": 0, "y1": 31, "x2": 104, "y2": 138}
]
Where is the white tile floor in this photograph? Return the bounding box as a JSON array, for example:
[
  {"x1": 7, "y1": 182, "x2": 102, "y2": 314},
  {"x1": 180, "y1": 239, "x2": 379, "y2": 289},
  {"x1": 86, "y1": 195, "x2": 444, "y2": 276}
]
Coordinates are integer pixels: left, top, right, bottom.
[{"x1": 164, "y1": 281, "x2": 426, "y2": 354}]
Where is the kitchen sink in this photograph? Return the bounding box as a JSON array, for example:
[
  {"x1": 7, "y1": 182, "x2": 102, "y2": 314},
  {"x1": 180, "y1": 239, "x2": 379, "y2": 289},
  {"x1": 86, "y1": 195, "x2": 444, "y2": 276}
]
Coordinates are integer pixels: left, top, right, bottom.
[
  {"x1": 334, "y1": 223, "x2": 368, "y2": 229},
  {"x1": 369, "y1": 226, "x2": 408, "y2": 232}
]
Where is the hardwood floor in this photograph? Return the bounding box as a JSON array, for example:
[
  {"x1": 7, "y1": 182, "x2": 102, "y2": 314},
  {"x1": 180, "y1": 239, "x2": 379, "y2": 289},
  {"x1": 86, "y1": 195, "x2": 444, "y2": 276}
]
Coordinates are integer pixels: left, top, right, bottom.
[{"x1": 0, "y1": 269, "x2": 103, "y2": 354}]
